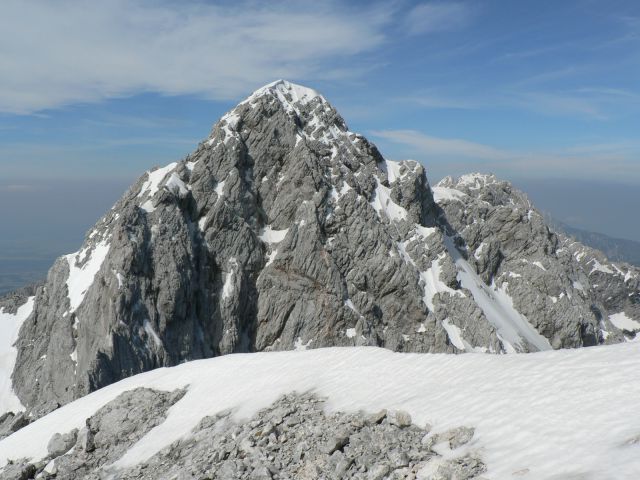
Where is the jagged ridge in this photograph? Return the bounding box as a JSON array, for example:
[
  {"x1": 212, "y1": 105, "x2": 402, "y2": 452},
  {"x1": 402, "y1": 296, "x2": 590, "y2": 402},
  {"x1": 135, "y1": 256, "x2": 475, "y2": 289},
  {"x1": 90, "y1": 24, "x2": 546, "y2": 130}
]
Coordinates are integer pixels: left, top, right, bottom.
[{"x1": 2, "y1": 80, "x2": 639, "y2": 421}]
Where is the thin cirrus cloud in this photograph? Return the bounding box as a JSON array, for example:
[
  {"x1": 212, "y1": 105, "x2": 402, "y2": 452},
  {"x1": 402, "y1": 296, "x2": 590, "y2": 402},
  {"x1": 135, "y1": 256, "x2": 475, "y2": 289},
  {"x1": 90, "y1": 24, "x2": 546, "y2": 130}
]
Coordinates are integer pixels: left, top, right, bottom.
[
  {"x1": 404, "y1": 2, "x2": 475, "y2": 35},
  {"x1": 402, "y1": 88, "x2": 634, "y2": 120},
  {"x1": 509, "y1": 87, "x2": 640, "y2": 120},
  {"x1": 371, "y1": 129, "x2": 511, "y2": 160},
  {"x1": 371, "y1": 129, "x2": 640, "y2": 182},
  {"x1": 0, "y1": 0, "x2": 395, "y2": 114},
  {"x1": 510, "y1": 91, "x2": 608, "y2": 120}
]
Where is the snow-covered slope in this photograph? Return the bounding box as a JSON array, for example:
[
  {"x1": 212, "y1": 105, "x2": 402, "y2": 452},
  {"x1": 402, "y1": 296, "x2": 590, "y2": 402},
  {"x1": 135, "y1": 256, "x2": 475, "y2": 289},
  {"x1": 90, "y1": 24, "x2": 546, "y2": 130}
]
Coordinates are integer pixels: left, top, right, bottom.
[
  {"x1": 2, "y1": 344, "x2": 640, "y2": 479},
  {"x1": 443, "y1": 236, "x2": 552, "y2": 353},
  {"x1": 0, "y1": 297, "x2": 34, "y2": 414}
]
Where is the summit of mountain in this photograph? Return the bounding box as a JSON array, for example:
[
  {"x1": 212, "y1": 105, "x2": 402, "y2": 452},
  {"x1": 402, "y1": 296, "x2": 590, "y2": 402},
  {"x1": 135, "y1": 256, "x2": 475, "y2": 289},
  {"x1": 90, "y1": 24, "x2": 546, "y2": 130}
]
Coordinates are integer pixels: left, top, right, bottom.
[{"x1": 0, "y1": 80, "x2": 637, "y2": 420}]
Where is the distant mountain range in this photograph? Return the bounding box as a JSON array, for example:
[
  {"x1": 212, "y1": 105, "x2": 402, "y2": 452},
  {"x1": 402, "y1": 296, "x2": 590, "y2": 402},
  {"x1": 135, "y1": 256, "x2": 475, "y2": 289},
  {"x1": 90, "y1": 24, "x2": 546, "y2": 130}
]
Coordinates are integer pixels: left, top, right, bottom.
[{"x1": 548, "y1": 219, "x2": 640, "y2": 267}]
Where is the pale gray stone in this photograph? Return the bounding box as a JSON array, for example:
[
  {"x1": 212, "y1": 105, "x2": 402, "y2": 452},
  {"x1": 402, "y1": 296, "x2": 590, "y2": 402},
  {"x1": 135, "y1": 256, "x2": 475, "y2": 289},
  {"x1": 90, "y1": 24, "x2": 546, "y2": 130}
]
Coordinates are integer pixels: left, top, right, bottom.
[
  {"x1": 388, "y1": 410, "x2": 412, "y2": 428},
  {"x1": 1, "y1": 391, "x2": 483, "y2": 480},
  {"x1": 5, "y1": 81, "x2": 638, "y2": 422},
  {"x1": 46, "y1": 429, "x2": 77, "y2": 458}
]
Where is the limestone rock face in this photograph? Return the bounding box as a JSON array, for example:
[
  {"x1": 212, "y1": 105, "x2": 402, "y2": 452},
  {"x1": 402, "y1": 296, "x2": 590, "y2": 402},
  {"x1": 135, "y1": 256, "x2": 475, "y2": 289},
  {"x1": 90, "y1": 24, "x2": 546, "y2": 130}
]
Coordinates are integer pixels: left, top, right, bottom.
[
  {"x1": 14, "y1": 392, "x2": 484, "y2": 480},
  {"x1": 433, "y1": 174, "x2": 639, "y2": 349},
  {"x1": 8, "y1": 81, "x2": 640, "y2": 417}
]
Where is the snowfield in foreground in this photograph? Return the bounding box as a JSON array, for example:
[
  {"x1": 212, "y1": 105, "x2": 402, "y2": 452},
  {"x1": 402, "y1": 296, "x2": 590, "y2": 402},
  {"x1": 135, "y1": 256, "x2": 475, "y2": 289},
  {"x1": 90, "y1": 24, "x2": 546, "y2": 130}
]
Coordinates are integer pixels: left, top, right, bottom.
[{"x1": 1, "y1": 343, "x2": 640, "y2": 479}]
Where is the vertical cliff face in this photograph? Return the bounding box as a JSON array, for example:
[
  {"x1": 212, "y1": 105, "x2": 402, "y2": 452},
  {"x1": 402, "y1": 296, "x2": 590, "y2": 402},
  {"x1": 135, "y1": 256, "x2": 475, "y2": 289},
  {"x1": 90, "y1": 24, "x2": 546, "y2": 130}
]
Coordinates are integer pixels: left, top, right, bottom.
[{"x1": 6, "y1": 80, "x2": 639, "y2": 417}]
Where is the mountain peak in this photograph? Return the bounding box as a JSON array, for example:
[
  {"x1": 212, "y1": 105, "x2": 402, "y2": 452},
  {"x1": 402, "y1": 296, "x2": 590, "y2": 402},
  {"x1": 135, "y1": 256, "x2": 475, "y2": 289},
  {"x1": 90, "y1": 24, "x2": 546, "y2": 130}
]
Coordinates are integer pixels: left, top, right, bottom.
[
  {"x1": 434, "y1": 172, "x2": 533, "y2": 211},
  {"x1": 209, "y1": 78, "x2": 364, "y2": 168},
  {"x1": 5, "y1": 81, "x2": 640, "y2": 423},
  {"x1": 437, "y1": 173, "x2": 499, "y2": 190},
  {"x1": 242, "y1": 79, "x2": 325, "y2": 110}
]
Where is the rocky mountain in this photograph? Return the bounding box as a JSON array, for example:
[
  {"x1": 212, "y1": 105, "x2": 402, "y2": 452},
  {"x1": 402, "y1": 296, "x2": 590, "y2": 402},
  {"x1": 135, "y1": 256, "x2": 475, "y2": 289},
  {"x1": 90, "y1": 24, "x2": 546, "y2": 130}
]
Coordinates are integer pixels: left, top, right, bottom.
[
  {"x1": 434, "y1": 174, "x2": 639, "y2": 346},
  {"x1": 2, "y1": 80, "x2": 639, "y2": 423},
  {"x1": 549, "y1": 220, "x2": 640, "y2": 267}
]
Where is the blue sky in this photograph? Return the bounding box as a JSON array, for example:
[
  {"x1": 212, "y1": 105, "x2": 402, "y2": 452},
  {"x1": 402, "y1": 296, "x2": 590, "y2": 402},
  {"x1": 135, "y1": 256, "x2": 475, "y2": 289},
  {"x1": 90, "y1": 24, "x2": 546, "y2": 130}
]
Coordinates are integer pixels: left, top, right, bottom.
[
  {"x1": 1, "y1": 0, "x2": 640, "y2": 262},
  {"x1": 0, "y1": 0, "x2": 638, "y2": 186}
]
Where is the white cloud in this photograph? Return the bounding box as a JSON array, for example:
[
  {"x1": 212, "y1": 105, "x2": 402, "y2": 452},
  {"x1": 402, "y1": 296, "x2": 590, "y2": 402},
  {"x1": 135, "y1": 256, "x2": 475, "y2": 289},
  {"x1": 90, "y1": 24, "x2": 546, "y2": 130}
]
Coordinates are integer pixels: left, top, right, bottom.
[
  {"x1": 371, "y1": 129, "x2": 511, "y2": 160},
  {"x1": 510, "y1": 92, "x2": 608, "y2": 120},
  {"x1": 371, "y1": 129, "x2": 640, "y2": 183},
  {"x1": 406, "y1": 94, "x2": 480, "y2": 110},
  {"x1": 396, "y1": 90, "x2": 484, "y2": 110},
  {"x1": 0, "y1": 184, "x2": 37, "y2": 193},
  {"x1": 506, "y1": 88, "x2": 640, "y2": 120},
  {"x1": 404, "y1": 2, "x2": 475, "y2": 35},
  {"x1": 0, "y1": 0, "x2": 390, "y2": 114},
  {"x1": 401, "y1": 86, "x2": 640, "y2": 119}
]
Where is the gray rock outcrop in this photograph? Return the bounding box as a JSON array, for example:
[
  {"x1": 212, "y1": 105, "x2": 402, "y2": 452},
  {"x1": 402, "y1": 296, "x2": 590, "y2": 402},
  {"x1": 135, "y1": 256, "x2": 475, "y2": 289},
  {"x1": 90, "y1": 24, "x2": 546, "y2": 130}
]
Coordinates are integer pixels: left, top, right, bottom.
[
  {"x1": 7, "y1": 80, "x2": 639, "y2": 418},
  {"x1": 0, "y1": 412, "x2": 30, "y2": 441},
  {"x1": 4, "y1": 391, "x2": 484, "y2": 480},
  {"x1": 0, "y1": 283, "x2": 39, "y2": 315},
  {"x1": 434, "y1": 174, "x2": 639, "y2": 349},
  {"x1": 46, "y1": 430, "x2": 77, "y2": 458}
]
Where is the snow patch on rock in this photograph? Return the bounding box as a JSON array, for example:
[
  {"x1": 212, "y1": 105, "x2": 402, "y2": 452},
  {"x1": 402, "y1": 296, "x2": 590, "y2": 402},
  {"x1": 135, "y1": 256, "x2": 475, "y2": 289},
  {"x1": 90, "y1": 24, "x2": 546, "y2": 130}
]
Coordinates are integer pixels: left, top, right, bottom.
[
  {"x1": 140, "y1": 200, "x2": 155, "y2": 213},
  {"x1": 214, "y1": 180, "x2": 226, "y2": 198},
  {"x1": 164, "y1": 172, "x2": 189, "y2": 197},
  {"x1": 259, "y1": 227, "x2": 289, "y2": 267},
  {"x1": 65, "y1": 240, "x2": 110, "y2": 314},
  {"x1": 380, "y1": 159, "x2": 420, "y2": 183},
  {"x1": 0, "y1": 297, "x2": 34, "y2": 414},
  {"x1": 294, "y1": 338, "x2": 312, "y2": 351},
  {"x1": 137, "y1": 163, "x2": 177, "y2": 199},
  {"x1": 442, "y1": 319, "x2": 466, "y2": 350},
  {"x1": 420, "y1": 255, "x2": 460, "y2": 311},
  {"x1": 222, "y1": 258, "x2": 238, "y2": 300},
  {"x1": 589, "y1": 259, "x2": 614, "y2": 275},
  {"x1": 370, "y1": 178, "x2": 408, "y2": 221},
  {"x1": 244, "y1": 80, "x2": 323, "y2": 112},
  {"x1": 259, "y1": 226, "x2": 289, "y2": 244},
  {"x1": 608, "y1": 312, "x2": 640, "y2": 332},
  {"x1": 431, "y1": 187, "x2": 467, "y2": 204},
  {"x1": 444, "y1": 237, "x2": 551, "y2": 352}
]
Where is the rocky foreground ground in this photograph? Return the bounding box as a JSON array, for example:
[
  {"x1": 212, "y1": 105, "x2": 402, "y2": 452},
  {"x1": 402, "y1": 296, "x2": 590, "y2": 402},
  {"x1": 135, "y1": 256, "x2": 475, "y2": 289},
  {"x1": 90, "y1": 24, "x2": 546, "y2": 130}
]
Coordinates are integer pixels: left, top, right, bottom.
[{"x1": 4, "y1": 391, "x2": 483, "y2": 480}]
